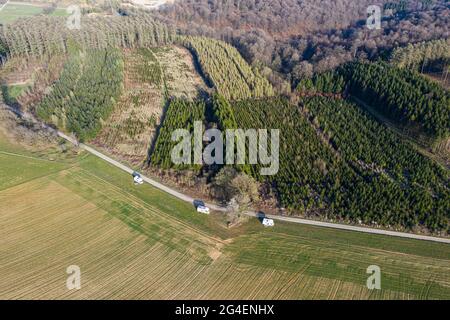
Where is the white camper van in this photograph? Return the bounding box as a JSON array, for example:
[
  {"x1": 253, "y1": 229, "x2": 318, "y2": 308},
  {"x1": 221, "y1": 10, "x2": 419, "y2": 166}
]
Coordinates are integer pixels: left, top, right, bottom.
[
  {"x1": 132, "y1": 172, "x2": 144, "y2": 185},
  {"x1": 262, "y1": 218, "x2": 274, "y2": 227},
  {"x1": 196, "y1": 205, "x2": 210, "y2": 214}
]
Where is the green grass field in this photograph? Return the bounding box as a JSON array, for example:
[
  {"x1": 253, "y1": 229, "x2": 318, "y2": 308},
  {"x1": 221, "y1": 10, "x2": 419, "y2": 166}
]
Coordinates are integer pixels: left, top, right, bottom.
[
  {"x1": 0, "y1": 3, "x2": 67, "y2": 24},
  {"x1": 0, "y1": 134, "x2": 449, "y2": 299}
]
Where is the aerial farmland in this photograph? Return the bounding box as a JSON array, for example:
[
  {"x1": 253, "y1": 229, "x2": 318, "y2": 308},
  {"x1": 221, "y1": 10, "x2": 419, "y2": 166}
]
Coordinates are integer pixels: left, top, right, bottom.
[{"x1": 0, "y1": 0, "x2": 449, "y2": 308}]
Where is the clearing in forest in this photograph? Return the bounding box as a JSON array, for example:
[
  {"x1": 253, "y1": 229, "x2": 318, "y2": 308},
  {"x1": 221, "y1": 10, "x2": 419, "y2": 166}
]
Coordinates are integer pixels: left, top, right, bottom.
[{"x1": 93, "y1": 46, "x2": 206, "y2": 165}]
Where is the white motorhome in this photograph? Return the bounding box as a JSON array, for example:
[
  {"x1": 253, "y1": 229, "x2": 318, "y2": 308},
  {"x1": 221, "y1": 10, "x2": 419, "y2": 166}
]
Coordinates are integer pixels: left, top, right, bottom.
[
  {"x1": 262, "y1": 218, "x2": 274, "y2": 227},
  {"x1": 132, "y1": 172, "x2": 144, "y2": 185},
  {"x1": 196, "y1": 205, "x2": 210, "y2": 214}
]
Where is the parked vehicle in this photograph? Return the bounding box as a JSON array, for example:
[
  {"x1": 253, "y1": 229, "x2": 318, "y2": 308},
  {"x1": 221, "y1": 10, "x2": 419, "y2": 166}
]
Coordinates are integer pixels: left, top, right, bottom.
[
  {"x1": 196, "y1": 205, "x2": 210, "y2": 214},
  {"x1": 132, "y1": 171, "x2": 144, "y2": 185},
  {"x1": 193, "y1": 199, "x2": 205, "y2": 208},
  {"x1": 262, "y1": 218, "x2": 274, "y2": 227}
]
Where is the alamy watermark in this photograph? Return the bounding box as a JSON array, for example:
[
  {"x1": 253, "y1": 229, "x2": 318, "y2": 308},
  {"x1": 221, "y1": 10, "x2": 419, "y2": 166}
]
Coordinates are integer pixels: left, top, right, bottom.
[
  {"x1": 171, "y1": 121, "x2": 280, "y2": 176},
  {"x1": 66, "y1": 5, "x2": 81, "y2": 30},
  {"x1": 66, "y1": 265, "x2": 81, "y2": 290},
  {"x1": 366, "y1": 5, "x2": 382, "y2": 30},
  {"x1": 366, "y1": 265, "x2": 381, "y2": 290}
]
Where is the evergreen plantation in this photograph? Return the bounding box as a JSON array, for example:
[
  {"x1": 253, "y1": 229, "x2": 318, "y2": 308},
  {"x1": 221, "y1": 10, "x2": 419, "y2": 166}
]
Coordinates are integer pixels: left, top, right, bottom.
[
  {"x1": 184, "y1": 37, "x2": 274, "y2": 101},
  {"x1": 297, "y1": 62, "x2": 450, "y2": 141},
  {"x1": 212, "y1": 95, "x2": 449, "y2": 232},
  {"x1": 0, "y1": 14, "x2": 448, "y2": 233},
  {"x1": 36, "y1": 49, "x2": 124, "y2": 141},
  {"x1": 2, "y1": 3, "x2": 450, "y2": 303},
  {"x1": 341, "y1": 62, "x2": 450, "y2": 140}
]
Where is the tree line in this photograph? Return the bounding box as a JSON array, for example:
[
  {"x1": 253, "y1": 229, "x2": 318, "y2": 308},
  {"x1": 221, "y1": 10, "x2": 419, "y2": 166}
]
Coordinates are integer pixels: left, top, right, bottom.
[
  {"x1": 211, "y1": 94, "x2": 449, "y2": 232},
  {"x1": 36, "y1": 49, "x2": 124, "y2": 141},
  {"x1": 0, "y1": 12, "x2": 174, "y2": 59},
  {"x1": 341, "y1": 61, "x2": 450, "y2": 140},
  {"x1": 149, "y1": 98, "x2": 205, "y2": 171},
  {"x1": 390, "y1": 38, "x2": 450, "y2": 71},
  {"x1": 183, "y1": 36, "x2": 274, "y2": 101}
]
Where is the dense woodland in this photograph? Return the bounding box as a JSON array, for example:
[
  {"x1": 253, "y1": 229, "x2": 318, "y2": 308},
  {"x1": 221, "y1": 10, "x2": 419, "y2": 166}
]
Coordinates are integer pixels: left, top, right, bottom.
[
  {"x1": 150, "y1": 98, "x2": 205, "y2": 170},
  {"x1": 0, "y1": 12, "x2": 173, "y2": 59},
  {"x1": 390, "y1": 38, "x2": 450, "y2": 71},
  {"x1": 212, "y1": 95, "x2": 449, "y2": 231},
  {"x1": 295, "y1": 61, "x2": 450, "y2": 140},
  {"x1": 296, "y1": 71, "x2": 346, "y2": 95},
  {"x1": 157, "y1": 0, "x2": 389, "y2": 36},
  {"x1": 304, "y1": 96, "x2": 449, "y2": 231},
  {"x1": 184, "y1": 37, "x2": 274, "y2": 100},
  {"x1": 36, "y1": 49, "x2": 124, "y2": 141},
  {"x1": 341, "y1": 61, "x2": 450, "y2": 139}
]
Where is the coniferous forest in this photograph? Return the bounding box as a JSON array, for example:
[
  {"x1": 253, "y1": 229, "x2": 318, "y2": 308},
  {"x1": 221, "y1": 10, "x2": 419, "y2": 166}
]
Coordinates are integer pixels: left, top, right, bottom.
[
  {"x1": 0, "y1": 4, "x2": 448, "y2": 234},
  {"x1": 36, "y1": 49, "x2": 124, "y2": 141},
  {"x1": 341, "y1": 62, "x2": 450, "y2": 139},
  {"x1": 212, "y1": 95, "x2": 449, "y2": 231}
]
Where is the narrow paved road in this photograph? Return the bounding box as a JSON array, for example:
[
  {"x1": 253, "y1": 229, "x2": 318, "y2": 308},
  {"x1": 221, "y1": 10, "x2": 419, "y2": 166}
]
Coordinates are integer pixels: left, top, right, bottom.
[
  {"x1": 0, "y1": 0, "x2": 10, "y2": 12},
  {"x1": 57, "y1": 131, "x2": 226, "y2": 212},
  {"x1": 57, "y1": 132, "x2": 450, "y2": 244},
  {"x1": 3, "y1": 105, "x2": 450, "y2": 244},
  {"x1": 245, "y1": 212, "x2": 450, "y2": 244}
]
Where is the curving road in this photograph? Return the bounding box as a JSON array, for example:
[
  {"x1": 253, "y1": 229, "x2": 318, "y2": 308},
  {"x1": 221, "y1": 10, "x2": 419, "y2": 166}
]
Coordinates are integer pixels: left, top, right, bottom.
[
  {"x1": 57, "y1": 132, "x2": 450, "y2": 244},
  {"x1": 3, "y1": 105, "x2": 450, "y2": 244},
  {"x1": 57, "y1": 131, "x2": 227, "y2": 212}
]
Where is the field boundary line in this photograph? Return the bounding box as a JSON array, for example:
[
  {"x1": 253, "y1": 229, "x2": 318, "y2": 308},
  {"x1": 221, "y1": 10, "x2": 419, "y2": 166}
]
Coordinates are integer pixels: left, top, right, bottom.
[
  {"x1": 245, "y1": 212, "x2": 450, "y2": 244},
  {"x1": 0, "y1": 150, "x2": 67, "y2": 164},
  {"x1": 67, "y1": 168, "x2": 227, "y2": 245},
  {"x1": 61, "y1": 132, "x2": 450, "y2": 245},
  {"x1": 3, "y1": 104, "x2": 450, "y2": 244}
]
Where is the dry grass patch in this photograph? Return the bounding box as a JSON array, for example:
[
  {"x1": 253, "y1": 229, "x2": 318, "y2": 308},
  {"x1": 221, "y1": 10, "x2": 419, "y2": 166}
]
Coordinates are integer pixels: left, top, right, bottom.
[
  {"x1": 154, "y1": 46, "x2": 208, "y2": 99},
  {"x1": 93, "y1": 46, "x2": 207, "y2": 166},
  {"x1": 1, "y1": 143, "x2": 449, "y2": 299},
  {"x1": 93, "y1": 49, "x2": 164, "y2": 165}
]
